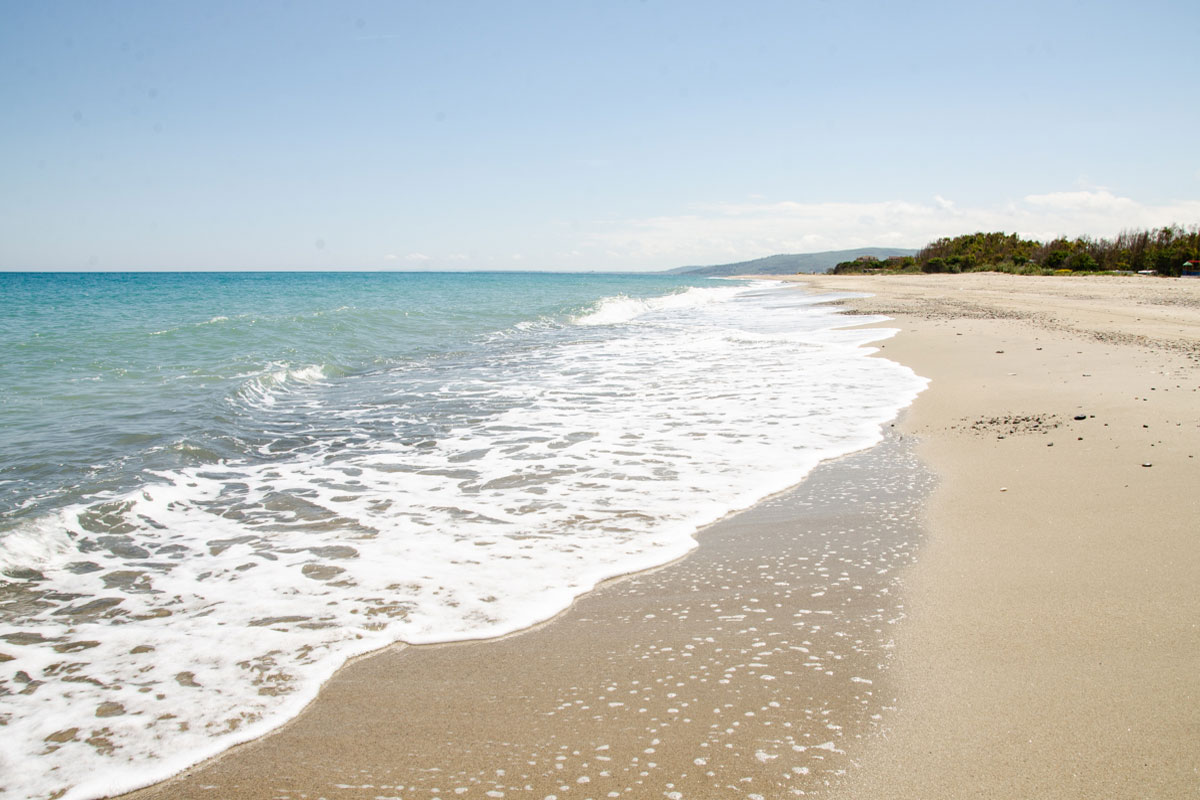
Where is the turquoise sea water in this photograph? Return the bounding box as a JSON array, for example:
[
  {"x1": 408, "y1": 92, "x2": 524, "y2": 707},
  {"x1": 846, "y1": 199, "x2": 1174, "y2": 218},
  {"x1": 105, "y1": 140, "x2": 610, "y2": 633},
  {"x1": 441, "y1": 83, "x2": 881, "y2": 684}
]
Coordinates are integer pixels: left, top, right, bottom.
[
  {"x1": 0, "y1": 272, "x2": 925, "y2": 800},
  {"x1": 1, "y1": 272, "x2": 711, "y2": 521}
]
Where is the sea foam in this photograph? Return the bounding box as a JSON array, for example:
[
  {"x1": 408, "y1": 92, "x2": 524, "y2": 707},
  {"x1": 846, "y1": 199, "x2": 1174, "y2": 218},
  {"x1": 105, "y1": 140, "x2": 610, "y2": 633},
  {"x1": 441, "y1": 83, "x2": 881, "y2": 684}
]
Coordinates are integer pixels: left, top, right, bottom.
[
  {"x1": 0, "y1": 280, "x2": 925, "y2": 800},
  {"x1": 572, "y1": 283, "x2": 747, "y2": 326}
]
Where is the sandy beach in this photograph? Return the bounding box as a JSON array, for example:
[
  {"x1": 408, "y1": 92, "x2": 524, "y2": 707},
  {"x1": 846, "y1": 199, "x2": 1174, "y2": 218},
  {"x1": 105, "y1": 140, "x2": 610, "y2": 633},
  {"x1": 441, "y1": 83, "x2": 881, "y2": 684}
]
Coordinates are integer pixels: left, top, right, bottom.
[
  {"x1": 118, "y1": 273, "x2": 1200, "y2": 799},
  {"x1": 798, "y1": 273, "x2": 1200, "y2": 799}
]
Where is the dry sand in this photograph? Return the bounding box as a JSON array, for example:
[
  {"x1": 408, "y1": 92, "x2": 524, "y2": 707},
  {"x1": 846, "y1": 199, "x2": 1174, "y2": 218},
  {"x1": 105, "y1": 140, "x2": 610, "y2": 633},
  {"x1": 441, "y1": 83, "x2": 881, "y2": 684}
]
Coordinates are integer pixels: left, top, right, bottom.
[
  {"x1": 119, "y1": 273, "x2": 1200, "y2": 799},
  {"x1": 790, "y1": 273, "x2": 1200, "y2": 799}
]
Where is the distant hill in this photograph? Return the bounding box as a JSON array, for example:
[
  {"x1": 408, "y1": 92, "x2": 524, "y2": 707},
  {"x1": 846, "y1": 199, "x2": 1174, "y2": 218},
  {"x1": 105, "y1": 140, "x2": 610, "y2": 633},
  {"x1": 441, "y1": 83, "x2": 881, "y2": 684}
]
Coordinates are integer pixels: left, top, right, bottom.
[{"x1": 666, "y1": 247, "x2": 918, "y2": 276}]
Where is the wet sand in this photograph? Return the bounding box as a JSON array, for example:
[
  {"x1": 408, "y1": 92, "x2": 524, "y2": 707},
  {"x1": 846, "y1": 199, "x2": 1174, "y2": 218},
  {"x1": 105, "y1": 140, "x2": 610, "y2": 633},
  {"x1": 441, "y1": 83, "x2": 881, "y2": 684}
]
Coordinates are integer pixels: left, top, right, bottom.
[
  {"x1": 120, "y1": 432, "x2": 931, "y2": 799},
  {"x1": 119, "y1": 273, "x2": 1200, "y2": 799}
]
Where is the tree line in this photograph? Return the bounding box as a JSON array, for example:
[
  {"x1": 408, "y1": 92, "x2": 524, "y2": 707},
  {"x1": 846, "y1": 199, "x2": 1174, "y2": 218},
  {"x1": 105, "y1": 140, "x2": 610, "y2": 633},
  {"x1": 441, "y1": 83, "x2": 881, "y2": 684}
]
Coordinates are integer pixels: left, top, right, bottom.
[{"x1": 831, "y1": 225, "x2": 1200, "y2": 276}]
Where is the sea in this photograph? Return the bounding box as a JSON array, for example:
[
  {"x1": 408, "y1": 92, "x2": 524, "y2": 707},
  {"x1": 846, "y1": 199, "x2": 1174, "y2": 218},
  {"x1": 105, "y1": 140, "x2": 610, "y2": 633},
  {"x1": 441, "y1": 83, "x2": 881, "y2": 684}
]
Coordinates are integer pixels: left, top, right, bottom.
[{"x1": 0, "y1": 272, "x2": 926, "y2": 800}]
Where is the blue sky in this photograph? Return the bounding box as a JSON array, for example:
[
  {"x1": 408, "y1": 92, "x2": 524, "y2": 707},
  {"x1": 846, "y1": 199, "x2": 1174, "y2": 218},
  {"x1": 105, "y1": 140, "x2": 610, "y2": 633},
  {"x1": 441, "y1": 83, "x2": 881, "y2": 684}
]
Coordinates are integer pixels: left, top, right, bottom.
[{"x1": 3, "y1": 0, "x2": 1198, "y2": 271}]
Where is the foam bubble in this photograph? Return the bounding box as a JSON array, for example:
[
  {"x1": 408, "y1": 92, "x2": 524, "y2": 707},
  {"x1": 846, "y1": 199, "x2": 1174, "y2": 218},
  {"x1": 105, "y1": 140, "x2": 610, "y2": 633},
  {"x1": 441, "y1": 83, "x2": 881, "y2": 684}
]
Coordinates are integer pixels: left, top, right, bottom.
[
  {"x1": 232, "y1": 362, "x2": 335, "y2": 408},
  {"x1": 0, "y1": 515, "x2": 77, "y2": 574},
  {"x1": 0, "y1": 282, "x2": 925, "y2": 800},
  {"x1": 571, "y1": 284, "x2": 755, "y2": 326}
]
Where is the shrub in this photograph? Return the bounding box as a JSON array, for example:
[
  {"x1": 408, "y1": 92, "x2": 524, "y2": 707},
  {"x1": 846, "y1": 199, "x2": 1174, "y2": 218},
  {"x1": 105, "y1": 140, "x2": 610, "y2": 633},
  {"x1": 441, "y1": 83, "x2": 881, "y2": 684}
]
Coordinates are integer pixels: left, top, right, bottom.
[
  {"x1": 1045, "y1": 250, "x2": 1070, "y2": 269},
  {"x1": 1066, "y1": 252, "x2": 1099, "y2": 272}
]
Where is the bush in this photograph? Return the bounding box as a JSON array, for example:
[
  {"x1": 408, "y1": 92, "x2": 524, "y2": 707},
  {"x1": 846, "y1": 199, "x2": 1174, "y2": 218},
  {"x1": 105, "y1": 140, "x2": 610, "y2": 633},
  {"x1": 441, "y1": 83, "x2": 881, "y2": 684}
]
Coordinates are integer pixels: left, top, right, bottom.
[
  {"x1": 1066, "y1": 252, "x2": 1099, "y2": 272},
  {"x1": 1044, "y1": 250, "x2": 1070, "y2": 269}
]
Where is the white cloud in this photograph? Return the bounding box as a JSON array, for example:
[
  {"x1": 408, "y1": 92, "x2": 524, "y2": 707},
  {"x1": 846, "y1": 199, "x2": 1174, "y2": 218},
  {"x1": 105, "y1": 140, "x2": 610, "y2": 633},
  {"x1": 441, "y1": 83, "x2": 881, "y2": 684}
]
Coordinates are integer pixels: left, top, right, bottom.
[
  {"x1": 582, "y1": 190, "x2": 1200, "y2": 268},
  {"x1": 403, "y1": 252, "x2": 431, "y2": 263},
  {"x1": 1023, "y1": 189, "x2": 1136, "y2": 211},
  {"x1": 1015, "y1": 190, "x2": 1200, "y2": 240}
]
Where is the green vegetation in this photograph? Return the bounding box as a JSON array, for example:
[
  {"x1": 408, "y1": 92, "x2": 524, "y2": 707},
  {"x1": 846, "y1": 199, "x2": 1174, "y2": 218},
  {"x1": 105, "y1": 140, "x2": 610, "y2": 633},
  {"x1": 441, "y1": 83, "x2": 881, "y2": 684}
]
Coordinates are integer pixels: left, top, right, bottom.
[{"x1": 830, "y1": 225, "x2": 1200, "y2": 277}]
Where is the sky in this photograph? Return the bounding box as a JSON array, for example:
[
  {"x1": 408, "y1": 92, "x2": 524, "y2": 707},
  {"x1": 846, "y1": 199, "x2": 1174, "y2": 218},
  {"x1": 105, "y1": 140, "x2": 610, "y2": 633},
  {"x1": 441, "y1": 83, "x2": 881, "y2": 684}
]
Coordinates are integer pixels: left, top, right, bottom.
[{"x1": 2, "y1": 0, "x2": 1199, "y2": 271}]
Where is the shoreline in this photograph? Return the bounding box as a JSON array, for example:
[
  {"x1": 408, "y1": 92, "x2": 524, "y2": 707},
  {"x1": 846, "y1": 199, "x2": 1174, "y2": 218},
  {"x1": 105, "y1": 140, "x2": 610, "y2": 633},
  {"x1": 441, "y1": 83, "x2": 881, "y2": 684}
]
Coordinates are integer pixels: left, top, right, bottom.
[
  {"x1": 118, "y1": 272, "x2": 1200, "y2": 799},
  {"x1": 12, "y1": 276, "x2": 916, "y2": 800},
  {"x1": 119, "y1": 428, "x2": 932, "y2": 799},
  {"x1": 788, "y1": 273, "x2": 1200, "y2": 798}
]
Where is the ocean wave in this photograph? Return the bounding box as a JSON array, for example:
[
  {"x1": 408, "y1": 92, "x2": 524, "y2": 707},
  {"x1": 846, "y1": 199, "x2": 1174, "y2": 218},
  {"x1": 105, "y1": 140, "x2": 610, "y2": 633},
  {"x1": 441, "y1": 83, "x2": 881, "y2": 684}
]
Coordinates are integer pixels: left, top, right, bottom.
[
  {"x1": 571, "y1": 284, "x2": 756, "y2": 326},
  {"x1": 0, "y1": 514, "x2": 77, "y2": 576},
  {"x1": 150, "y1": 313, "x2": 243, "y2": 336},
  {"x1": 0, "y1": 279, "x2": 928, "y2": 800},
  {"x1": 231, "y1": 363, "x2": 340, "y2": 409}
]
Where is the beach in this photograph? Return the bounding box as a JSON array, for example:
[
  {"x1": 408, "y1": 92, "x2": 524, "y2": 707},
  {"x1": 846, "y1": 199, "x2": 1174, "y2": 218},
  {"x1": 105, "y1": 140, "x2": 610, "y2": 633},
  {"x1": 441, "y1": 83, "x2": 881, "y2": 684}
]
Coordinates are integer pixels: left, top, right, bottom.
[
  {"x1": 117, "y1": 431, "x2": 931, "y2": 800},
  {"x1": 802, "y1": 273, "x2": 1200, "y2": 799},
  {"x1": 114, "y1": 273, "x2": 1199, "y2": 798},
  {"x1": 1, "y1": 274, "x2": 921, "y2": 800}
]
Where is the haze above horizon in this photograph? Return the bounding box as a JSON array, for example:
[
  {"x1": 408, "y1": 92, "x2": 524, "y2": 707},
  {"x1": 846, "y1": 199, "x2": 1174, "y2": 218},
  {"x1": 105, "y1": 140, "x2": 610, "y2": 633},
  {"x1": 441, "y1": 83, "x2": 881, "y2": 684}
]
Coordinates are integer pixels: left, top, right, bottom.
[{"x1": 3, "y1": 0, "x2": 1198, "y2": 272}]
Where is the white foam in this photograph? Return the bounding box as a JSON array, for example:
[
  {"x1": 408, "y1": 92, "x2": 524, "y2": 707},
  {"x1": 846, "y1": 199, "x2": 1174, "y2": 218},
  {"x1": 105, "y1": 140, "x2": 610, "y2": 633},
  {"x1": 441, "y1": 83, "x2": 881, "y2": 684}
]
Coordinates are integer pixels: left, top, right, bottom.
[
  {"x1": 0, "y1": 515, "x2": 77, "y2": 573},
  {"x1": 0, "y1": 283, "x2": 926, "y2": 800},
  {"x1": 571, "y1": 284, "x2": 756, "y2": 326},
  {"x1": 232, "y1": 362, "x2": 334, "y2": 408}
]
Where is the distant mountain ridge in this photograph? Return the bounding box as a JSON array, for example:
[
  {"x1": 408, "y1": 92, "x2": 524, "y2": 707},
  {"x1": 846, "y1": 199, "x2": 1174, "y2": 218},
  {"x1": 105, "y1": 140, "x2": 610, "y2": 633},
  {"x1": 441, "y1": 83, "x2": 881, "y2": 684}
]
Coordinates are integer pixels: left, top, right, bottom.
[{"x1": 666, "y1": 247, "x2": 918, "y2": 276}]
